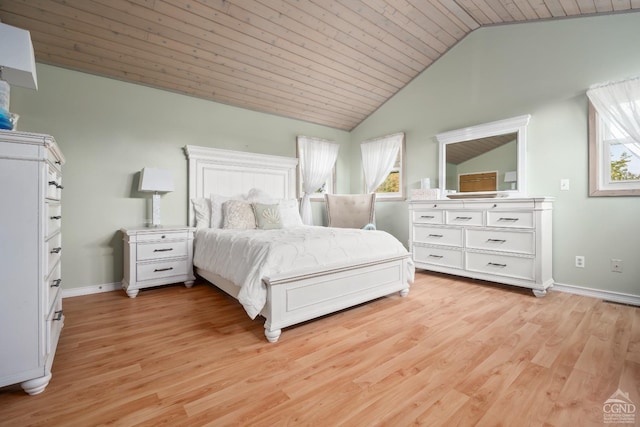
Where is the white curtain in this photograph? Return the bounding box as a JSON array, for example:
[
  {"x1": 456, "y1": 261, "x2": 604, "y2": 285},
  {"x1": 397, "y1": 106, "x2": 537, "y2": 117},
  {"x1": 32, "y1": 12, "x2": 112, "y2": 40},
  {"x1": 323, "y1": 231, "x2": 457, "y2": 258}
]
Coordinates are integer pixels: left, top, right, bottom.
[
  {"x1": 586, "y1": 77, "x2": 640, "y2": 155},
  {"x1": 361, "y1": 133, "x2": 404, "y2": 193},
  {"x1": 298, "y1": 136, "x2": 340, "y2": 225}
]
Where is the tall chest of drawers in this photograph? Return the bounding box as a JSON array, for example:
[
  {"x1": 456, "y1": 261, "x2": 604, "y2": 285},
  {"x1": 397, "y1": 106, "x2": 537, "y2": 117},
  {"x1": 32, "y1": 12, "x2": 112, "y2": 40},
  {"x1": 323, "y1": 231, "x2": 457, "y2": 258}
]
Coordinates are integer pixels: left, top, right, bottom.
[
  {"x1": 0, "y1": 130, "x2": 65, "y2": 395},
  {"x1": 409, "y1": 197, "x2": 554, "y2": 296}
]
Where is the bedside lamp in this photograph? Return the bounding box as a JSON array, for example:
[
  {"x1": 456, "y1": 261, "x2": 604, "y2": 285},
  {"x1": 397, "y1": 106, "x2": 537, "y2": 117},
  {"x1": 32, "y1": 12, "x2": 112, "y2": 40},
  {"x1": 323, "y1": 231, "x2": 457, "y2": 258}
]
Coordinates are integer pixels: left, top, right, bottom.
[
  {"x1": 138, "y1": 168, "x2": 174, "y2": 227},
  {"x1": 504, "y1": 171, "x2": 517, "y2": 190},
  {"x1": 0, "y1": 22, "x2": 38, "y2": 130}
]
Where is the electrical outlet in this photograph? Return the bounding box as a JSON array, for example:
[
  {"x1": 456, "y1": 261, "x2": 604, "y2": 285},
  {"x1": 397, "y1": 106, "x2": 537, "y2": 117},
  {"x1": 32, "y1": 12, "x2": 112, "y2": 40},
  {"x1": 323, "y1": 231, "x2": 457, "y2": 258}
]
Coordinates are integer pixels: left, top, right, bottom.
[
  {"x1": 611, "y1": 259, "x2": 623, "y2": 273},
  {"x1": 575, "y1": 256, "x2": 585, "y2": 268},
  {"x1": 560, "y1": 179, "x2": 570, "y2": 191}
]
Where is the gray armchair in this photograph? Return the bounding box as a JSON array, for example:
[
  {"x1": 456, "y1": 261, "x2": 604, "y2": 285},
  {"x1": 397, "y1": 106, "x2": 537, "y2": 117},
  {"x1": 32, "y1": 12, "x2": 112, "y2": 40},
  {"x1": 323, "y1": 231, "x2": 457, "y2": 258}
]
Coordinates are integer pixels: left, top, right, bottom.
[{"x1": 325, "y1": 193, "x2": 376, "y2": 229}]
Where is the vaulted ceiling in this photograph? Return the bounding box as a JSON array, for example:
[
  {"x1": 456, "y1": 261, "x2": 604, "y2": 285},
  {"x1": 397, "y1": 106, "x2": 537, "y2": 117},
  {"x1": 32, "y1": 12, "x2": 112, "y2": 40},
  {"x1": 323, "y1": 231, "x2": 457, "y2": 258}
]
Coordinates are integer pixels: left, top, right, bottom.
[{"x1": 1, "y1": 1, "x2": 637, "y2": 130}]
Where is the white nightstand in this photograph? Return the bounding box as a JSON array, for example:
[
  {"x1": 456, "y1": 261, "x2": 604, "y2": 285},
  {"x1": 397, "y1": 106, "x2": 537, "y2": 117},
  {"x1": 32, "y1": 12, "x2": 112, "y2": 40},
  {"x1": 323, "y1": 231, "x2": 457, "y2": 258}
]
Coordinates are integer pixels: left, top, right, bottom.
[{"x1": 121, "y1": 226, "x2": 196, "y2": 298}]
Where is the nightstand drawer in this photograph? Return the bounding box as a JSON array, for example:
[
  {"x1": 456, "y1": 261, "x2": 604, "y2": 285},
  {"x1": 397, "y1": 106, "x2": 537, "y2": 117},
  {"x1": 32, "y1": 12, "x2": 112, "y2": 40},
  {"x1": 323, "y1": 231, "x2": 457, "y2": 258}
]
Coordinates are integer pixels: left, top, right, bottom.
[
  {"x1": 46, "y1": 233, "x2": 62, "y2": 275},
  {"x1": 137, "y1": 259, "x2": 189, "y2": 282},
  {"x1": 135, "y1": 231, "x2": 189, "y2": 243},
  {"x1": 487, "y1": 211, "x2": 534, "y2": 228},
  {"x1": 138, "y1": 240, "x2": 188, "y2": 261},
  {"x1": 446, "y1": 210, "x2": 484, "y2": 226},
  {"x1": 412, "y1": 210, "x2": 444, "y2": 224}
]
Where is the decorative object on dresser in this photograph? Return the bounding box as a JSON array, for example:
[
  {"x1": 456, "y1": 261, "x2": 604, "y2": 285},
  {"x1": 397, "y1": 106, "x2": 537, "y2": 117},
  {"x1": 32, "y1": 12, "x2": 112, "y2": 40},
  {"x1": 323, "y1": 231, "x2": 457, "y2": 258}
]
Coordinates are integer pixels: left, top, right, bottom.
[
  {"x1": 138, "y1": 167, "x2": 175, "y2": 227},
  {"x1": 409, "y1": 197, "x2": 554, "y2": 297},
  {"x1": 0, "y1": 22, "x2": 38, "y2": 130},
  {"x1": 121, "y1": 226, "x2": 195, "y2": 298},
  {"x1": 0, "y1": 130, "x2": 65, "y2": 395}
]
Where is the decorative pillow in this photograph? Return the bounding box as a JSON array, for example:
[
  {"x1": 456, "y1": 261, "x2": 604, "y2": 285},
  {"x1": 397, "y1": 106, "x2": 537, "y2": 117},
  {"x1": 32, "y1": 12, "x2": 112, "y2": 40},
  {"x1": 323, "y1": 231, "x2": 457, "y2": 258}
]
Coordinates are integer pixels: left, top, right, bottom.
[
  {"x1": 252, "y1": 203, "x2": 282, "y2": 229},
  {"x1": 222, "y1": 200, "x2": 256, "y2": 229},
  {"x1": 279, "y1": 199, "x2": 304, "y2": 227},
  {"x1": 210, "y1": 193, "x2": 247, "y2": 228},
  {"x1": 191, "y1": 197, "x2": 211, "y2": 229}
]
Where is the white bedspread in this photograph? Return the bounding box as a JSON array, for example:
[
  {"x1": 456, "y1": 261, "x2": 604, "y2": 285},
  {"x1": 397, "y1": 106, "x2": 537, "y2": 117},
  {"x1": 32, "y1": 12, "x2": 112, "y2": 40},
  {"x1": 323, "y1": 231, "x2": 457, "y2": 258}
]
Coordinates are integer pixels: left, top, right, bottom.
[{"x1": 194, "y1": 226, "x2": 414, "y2": 319}]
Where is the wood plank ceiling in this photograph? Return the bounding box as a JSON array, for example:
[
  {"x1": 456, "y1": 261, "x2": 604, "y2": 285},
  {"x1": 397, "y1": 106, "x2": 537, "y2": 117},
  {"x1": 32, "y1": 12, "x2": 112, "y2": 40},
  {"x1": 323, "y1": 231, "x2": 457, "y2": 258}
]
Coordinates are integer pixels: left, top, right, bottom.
[{"x1": 1, "y1": 1, "x2": 638, "y2": 130}]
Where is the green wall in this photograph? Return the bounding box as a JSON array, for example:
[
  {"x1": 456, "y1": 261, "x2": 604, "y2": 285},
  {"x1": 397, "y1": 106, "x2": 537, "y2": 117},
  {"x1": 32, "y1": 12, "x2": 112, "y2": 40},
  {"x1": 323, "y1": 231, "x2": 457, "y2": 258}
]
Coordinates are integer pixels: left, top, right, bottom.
[
  {"x1": 352, "y1": 12, "x2": 640, "y2": 296},
  {"x1": 11, "y1": 65, "x2": 350, "y2": 289},
  {"x1": 11, "y1": 12, "x2": 640, "y2": 297}
]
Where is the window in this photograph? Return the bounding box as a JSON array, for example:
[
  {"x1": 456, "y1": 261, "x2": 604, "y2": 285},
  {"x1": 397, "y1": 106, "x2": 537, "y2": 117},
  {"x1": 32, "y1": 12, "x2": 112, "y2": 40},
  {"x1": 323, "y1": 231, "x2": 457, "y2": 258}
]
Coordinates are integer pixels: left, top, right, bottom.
[
  {"x1": 589, "y1": 102, "x2": 640, "y2": 196},
  {"x1": 361, "y1": 133, "x2": 405, "y2": 201}
]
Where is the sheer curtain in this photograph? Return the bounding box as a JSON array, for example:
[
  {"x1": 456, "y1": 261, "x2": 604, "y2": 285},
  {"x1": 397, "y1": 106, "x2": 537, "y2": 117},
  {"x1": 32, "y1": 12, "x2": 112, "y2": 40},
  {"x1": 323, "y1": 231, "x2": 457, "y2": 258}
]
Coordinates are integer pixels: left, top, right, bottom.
[
  {"x1": 361, "y1": 133, "x2": 404, "y2": 193},
  {"x1": 297, "y1": 136, "x2": 340, "y2": 225},
  {"x1": 587, "y1": 76, "x2": 640, "y2": 154}
]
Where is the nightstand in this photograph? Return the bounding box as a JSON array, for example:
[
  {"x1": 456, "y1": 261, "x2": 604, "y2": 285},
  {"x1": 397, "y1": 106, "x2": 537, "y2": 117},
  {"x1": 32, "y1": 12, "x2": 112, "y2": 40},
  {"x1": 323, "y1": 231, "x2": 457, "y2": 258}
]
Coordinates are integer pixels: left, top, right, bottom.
[{"x1": 120, "y1": 226, "x2": 196, "y2": 298}]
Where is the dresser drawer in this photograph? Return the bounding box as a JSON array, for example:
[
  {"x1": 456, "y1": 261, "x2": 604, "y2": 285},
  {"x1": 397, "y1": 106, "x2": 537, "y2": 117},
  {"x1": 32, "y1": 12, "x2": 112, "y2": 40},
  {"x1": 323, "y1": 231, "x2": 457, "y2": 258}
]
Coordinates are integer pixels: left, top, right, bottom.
[
  {"x1": 412, "y1": 210, "x2": 444, "y2": 224},
  {"x1": 446, "y1": 210, "x2": 483, "y2": 226},
  {"x1": 413, "y1": 226, "x2": 463, "y2": 247},
  {"x1": 137, "y1": 259, "x2": 190, "y2": 282},
  {"x1": 46, "y1": 233, "x2": 62, "y2": 276},
  {"x1": 135, "y1": 231, "x2": 189, "y2": 243},
  {"x1": 45, "y1": 292, "x2": 64, "y2": 359},
  {"x1": 414, "y1": 245, "x2": 463, "y2": 269},
  {"x1": 46, "y1": 202, "x2": 62, "y2": 237},
  {"x1": 46, "y1": 169, "x2": 62, "y2": 200},
  {"x1": 466, "y1": 252, "x2": 535, "y2": 281},
  {"x1": 466, "y1": 229, "x2": 535, "y2": 255},
  {"x1": 46, "y1": 263, "x2": 62, "y2": 312},
  {"x1": 138, "y1": 240, "x2": 188, "y2": 261},
  {"x1": 487, "y1": 211, "x2": 534, "y2": 228}
]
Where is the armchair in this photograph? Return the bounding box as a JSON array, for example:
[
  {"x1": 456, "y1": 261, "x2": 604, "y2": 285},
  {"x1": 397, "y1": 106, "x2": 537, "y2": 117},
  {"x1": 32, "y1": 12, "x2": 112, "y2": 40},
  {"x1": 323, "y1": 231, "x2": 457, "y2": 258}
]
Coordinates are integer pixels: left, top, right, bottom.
[{"x1": 325, "y1": 193, "x2": 376, "y2": 229}]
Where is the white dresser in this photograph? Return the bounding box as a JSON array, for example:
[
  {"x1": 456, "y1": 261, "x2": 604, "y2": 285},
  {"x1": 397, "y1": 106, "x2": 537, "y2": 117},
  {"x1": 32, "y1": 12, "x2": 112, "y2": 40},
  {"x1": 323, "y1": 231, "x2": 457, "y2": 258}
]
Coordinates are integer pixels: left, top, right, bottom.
[
  {"x1": 409, "y1": 197, "x2": 554, "y2": 296},
  {"x1": 121, "y1": 226, "x2": 196, "y2": 298},
  {"x1": 0, "y1": 130, "x2": 65, "y2": 395}
]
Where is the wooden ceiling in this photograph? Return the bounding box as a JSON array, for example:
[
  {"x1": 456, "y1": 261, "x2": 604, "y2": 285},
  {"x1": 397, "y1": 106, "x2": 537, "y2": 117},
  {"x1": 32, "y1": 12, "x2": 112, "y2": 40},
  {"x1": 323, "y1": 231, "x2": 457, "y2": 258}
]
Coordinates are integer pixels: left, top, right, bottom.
[
  {"x1": 446, "y1": 132, "x2": 516, "y2": 164},
  {"x1": 1, "y1": 1, "x2": 637, "y2": 130}
]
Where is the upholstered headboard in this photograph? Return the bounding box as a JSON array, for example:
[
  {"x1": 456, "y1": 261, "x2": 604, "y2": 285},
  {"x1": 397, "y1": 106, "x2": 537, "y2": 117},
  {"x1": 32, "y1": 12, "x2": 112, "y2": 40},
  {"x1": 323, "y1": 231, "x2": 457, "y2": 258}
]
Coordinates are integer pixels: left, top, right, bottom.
[{"x1": 184, "y1": 145, "x2": 298, "y2": 227}]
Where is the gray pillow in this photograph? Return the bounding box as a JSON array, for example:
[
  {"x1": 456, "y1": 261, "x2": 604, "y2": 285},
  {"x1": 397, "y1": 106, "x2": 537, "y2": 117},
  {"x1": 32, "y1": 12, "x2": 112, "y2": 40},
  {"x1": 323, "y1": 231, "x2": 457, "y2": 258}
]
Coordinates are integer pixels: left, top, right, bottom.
[{"x1": 252, "y1": 203, "x2": 282, "y2": 229}]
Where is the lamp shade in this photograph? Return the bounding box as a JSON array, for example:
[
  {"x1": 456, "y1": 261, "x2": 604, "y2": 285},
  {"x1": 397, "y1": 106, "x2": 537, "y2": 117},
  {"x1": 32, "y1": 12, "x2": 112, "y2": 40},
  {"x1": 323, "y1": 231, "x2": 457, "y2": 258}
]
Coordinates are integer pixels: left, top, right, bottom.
[
  {"x1": 0, "y1": 22, "x2": 38, "y2": 90},
  {"x1": 504, "y1": 171, "x2": 517, "y2": 183},
  {"x1": 139, "y1": 168, "x2": 174, "y2": 193}
]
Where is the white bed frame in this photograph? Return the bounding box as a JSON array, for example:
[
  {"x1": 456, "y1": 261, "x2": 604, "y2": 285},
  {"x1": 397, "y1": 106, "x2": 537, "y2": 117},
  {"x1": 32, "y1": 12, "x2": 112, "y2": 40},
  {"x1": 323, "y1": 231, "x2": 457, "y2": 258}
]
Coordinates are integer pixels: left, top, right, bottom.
[{"x1": 184, "y1": 145, "x2": 412, "y2": 342}]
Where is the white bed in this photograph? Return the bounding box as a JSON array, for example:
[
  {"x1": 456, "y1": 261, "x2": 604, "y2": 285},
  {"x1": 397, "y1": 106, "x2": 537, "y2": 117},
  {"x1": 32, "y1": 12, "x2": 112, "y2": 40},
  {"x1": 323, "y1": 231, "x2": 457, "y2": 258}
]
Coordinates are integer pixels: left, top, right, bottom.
[{"x1": 185, "y1": 145, "x2": 414, "y2": 342}]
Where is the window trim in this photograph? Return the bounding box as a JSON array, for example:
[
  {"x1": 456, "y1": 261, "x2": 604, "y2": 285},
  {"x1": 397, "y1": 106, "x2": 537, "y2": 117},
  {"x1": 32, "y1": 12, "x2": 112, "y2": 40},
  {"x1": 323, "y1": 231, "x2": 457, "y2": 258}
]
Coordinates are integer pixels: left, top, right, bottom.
[{"x1": 588, "y1": 101, "x2": 640, "y2": 196}]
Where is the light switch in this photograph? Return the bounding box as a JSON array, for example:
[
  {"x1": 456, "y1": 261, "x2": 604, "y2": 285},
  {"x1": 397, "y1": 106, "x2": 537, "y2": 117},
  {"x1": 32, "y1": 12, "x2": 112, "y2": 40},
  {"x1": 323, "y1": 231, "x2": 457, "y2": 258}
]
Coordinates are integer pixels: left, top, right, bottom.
[{"x1": 560, "y1": 179, "x2": 570, "y2": 190}]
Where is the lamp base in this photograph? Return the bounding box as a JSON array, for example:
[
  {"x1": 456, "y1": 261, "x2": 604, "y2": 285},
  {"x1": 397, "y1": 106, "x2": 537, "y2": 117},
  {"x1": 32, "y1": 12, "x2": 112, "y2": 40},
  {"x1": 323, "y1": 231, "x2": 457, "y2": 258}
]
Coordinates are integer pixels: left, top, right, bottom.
[{"x1": 150, "y1": 193, "x2": 162, "y2": 227}]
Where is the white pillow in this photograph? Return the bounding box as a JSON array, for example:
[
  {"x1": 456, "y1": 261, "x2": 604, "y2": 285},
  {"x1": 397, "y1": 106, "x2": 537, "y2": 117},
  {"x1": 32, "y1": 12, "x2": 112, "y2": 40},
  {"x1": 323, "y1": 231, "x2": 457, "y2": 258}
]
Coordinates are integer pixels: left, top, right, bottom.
[
  {"x1": 246, "y1": 188, "x2": 277, "y2": 204},
  {"x1": 191, "y1": 197, "x2": 211, "y2": 229},
  {"x1": 279, "y1": 199, "x2": 303, "y2": 227},
  {"x1": 222, "y1": 200, "x2": 256, "y2": 229}
]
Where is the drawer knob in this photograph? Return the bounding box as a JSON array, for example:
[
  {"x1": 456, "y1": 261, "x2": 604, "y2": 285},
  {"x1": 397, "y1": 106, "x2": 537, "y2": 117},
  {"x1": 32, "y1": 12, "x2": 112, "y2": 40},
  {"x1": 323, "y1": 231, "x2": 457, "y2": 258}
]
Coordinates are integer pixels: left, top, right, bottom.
[
  {"x1": 53, "y1": 310, "x2": 63, "y2": 321},
  {"x1": 454, "y1": 216, "x2": 472, "y2": 221},
  {"x1": 487, "y1": 239, "x2": 507, "y2": 243},
  {"x1": 153, "y1": 248, "x2": 173, "y2": 252},
  {"x1": 51, "y1": 279, "x2": 62, "y2": 287},
  {"x1": 428, "y1": 234, "x2": 443, "y2": 238},
  {"x1": 498, "y1": 217, "x2": 519, "y2": 222},
  {"x1": 154, "y1": 267, "x2": 174, "y2": 272},
  {"x1": 50, "y1": 247, "x2": 62, "y2": 254},
  {"x1": 50, "y1": 215, "x2": 62, "y2": 220},
  {"x1": 420, "y1": 215, "x2": 435, "y2": 219},
  {"x1": 428, "y1": 254, "x2": 444, "y2": 259}
]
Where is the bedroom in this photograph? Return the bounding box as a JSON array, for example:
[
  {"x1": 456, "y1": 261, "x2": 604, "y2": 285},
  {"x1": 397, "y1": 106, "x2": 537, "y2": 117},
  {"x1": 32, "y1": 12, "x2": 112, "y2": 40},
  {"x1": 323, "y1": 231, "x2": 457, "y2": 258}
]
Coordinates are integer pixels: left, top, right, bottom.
[{"x1": 0, "y1": 2, "x2": 639, "y2": 425}]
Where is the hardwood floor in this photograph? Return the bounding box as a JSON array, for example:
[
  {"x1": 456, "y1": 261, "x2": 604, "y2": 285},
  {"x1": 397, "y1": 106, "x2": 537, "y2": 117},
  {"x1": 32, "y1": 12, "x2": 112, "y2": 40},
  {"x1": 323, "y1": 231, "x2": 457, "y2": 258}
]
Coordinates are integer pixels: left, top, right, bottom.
[{"x1": 1, "y1": 271, "x2": 638, "y2": 426}]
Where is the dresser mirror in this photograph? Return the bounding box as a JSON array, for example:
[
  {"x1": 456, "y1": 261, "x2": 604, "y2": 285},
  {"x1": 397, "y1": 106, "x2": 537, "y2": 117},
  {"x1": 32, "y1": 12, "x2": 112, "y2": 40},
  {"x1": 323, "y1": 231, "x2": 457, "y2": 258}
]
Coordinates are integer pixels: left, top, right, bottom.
[{"x1": 436, "y1": 115, "x2": 530, "y2": 198}]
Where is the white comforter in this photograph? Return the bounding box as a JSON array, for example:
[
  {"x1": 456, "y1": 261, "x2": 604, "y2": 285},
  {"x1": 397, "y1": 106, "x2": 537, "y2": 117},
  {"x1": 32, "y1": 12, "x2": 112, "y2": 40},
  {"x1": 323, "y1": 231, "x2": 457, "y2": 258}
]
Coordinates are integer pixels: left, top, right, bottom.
[{"x1": 193, "y1": 226, "x2": 414, "y2": 319}]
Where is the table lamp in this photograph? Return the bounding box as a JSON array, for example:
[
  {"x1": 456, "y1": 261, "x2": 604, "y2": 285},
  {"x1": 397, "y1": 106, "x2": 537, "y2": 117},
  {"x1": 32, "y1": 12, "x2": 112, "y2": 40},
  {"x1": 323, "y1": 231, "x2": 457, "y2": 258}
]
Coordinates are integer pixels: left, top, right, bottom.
[
  {"x1": 504, "y1": 171, "x2": 517, "y2": 190},
  {"x1": 0, "y1": 21, "x2": 38, "y2": 130},
  {"x1": 139, "y1": 168, "x2": 174, "y2": 227}
]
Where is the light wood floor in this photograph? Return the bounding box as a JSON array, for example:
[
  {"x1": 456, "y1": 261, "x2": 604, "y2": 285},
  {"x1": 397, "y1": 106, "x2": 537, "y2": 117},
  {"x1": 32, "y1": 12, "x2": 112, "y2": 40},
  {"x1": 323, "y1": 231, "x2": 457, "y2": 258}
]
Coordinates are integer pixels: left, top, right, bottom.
[{"x1": 1, "y1": 272, "x2": 638, "y2": 426}]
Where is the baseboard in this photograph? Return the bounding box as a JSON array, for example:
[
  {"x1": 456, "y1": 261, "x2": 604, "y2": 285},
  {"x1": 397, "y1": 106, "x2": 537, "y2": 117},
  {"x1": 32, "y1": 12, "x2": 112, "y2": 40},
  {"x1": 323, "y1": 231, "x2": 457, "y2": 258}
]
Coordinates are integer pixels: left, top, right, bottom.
[
  {"x1": 62, "y1": 282, "x2": 122, "y2": 298},
  {"x1": 552, "y1": 282, "x2": 640, "y2": 306}
]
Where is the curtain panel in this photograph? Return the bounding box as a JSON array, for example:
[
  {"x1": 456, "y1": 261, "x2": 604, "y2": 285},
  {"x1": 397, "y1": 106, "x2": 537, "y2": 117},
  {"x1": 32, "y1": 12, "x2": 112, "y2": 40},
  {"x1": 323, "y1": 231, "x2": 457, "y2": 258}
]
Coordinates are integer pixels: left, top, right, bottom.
[{"x1": 361, "y1": 132, "x2": 404, "y2": 194}]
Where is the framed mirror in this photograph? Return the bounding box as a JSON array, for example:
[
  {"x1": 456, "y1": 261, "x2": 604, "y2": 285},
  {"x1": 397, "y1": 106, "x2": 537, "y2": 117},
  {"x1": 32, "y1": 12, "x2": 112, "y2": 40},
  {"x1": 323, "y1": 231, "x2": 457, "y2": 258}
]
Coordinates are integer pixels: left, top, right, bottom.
[{"x1": 436, "y1": 115, "x2": 530, "y2": 198}]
